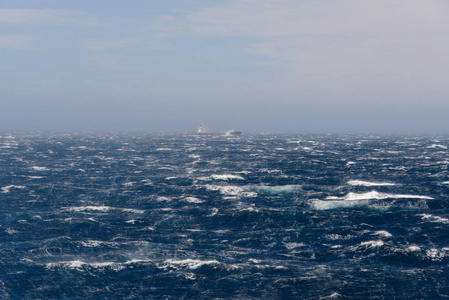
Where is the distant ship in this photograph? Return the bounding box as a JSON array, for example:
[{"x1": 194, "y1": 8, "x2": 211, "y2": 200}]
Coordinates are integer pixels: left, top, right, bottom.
[
  {"x1": 197, "y1": 123, "x2": 212, "y2": 134},
  {"x1": 197, "y1": 124, "x2": 241, "y2": 136}
]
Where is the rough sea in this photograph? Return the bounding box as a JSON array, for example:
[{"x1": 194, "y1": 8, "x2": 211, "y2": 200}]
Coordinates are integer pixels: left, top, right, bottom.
[{"x1": 1, "y1": 133, "x2": 449, "y2": 299}]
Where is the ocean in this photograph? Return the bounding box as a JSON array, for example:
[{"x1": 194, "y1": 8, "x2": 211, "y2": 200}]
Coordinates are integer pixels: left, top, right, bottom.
[{"x1": 1, "y1": 133, "x2": 449, "y2": 299}]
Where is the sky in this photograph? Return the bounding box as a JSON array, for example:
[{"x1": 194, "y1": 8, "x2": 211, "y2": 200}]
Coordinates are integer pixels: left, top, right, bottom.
[{"x1": 1, "y1": 0, "x2": 449, "y2": 134}]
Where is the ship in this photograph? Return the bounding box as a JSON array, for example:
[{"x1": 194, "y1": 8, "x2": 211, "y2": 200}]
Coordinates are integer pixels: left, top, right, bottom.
[
  {"x1": 197, "y1": 123, "x2": 212, "y2": 134},
  {"x1": 197, "y1": 124, "x2": 241, "y2": 136}
]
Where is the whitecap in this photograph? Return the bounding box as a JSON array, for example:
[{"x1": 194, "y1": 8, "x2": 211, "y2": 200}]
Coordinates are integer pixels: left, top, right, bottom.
[
  {"x1": 371, "y1": 230, "x2": 393, "y2": 238},
  {"x1": 310, "y1": 199, "x2": 373, "y2": 211},
  {"x1": 210, "y1": 174, "x2": 245, "y2": 181},
  {"x1": 347, "y1": 180, "x2": 396, "y2": 187},
  {"x1": 426, "y1": 248, "x2": 446, "y2": 261},
  {"x1": 418, "y1": 214, "x2": 449, "y2": 224},
  {"x1": 284, "y1": 242, "x2": 306, "y2": 250},
  {"x1": 206, "y1": 185, "x2": 243, "y2": 195},
  {"x1": 360, "y1": 240, "x2": 384, "y2": 248},
  {"x1": 1, "y1": 185, "x2": 27, "y2": 193},
  {"x1": 327, "y1": 191, "x2": 433, "y2": 201},
  {"x1": 31, "y1": 166, "x2": 49, "y2": 171},
  {"x1": 5, "y1": 228, "x2": 18, "y2": 235},
  {"x1": 46, "y1": 260, "x2": 126, "y2": 271},
  {"x1": 207, "y1": 208, "x2": 219, "y2": 217},
  {"x1": 65, "y1": 206, "x2": 144, "y2": 214},
  {"x1": 184, "y1": 197, "x2": 204, "y2": 204},
  {"x1": 251, "y1": 185, "x2": 301, "y2": 195},
  {"x1": 162, "y1": 259, "x2": 219, "y2": 270},
  {"x1": 78, "y1": 240, "x2": 119, "y2": 247},
  {"x1": 407, "y1": 245, "x2": 421, "y2": 252},
  {"x1": 312, "y1": 190, "x2": 432, "y2": 211},
  {"x1": 156, "y1": 196, "x2": 172, "y2": 202},
  {"x1": 427, "y1": 144, "x2": 448, "y2": 149}
]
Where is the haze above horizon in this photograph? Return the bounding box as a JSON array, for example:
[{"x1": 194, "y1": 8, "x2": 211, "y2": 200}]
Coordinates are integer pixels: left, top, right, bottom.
[{"x1": 1, "y1": 0, "x2": 449, "y2": 134}]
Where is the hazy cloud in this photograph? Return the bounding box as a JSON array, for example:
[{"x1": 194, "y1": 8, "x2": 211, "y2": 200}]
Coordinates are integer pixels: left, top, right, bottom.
[
  {"x1": 163, "y1": 0, "x2": 449, "y2": 100},
  {"x1": 182, "y1": 0, "x2": 446, "y2": 37},
  {"x1": 0, "y1": 34, "x2": 38, "y2": 50},
  {"x1": 87, "y1": 53, "x2": 135, "y2": 70},
  {"x1": 82, "y1": 39, "x2": 136, "y2": 50},
  {"x1": 0, "y1": 9, "x2": 96, "y2": 26}
]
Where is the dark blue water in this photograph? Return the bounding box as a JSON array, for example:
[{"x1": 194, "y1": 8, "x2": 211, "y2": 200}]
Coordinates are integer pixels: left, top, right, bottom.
[{"x1": 1, "y1": 133, "x2": 449, "y2": 299}]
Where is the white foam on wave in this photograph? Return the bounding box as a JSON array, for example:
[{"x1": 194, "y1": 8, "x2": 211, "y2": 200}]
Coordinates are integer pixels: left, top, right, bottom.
[
  {"x1": 426, "y1": 248, "x2": 447, "y2": 261},
  {"x1": 46, "y1": 259, "x2": 153, "y2": 271},
  {"x1": 427, "y1": 144, "x2": 448, "y2": 149},
  {"x1": 78, "y1": 240, "x2": 119, "y2": 247},
  {"x1": 327, "y1": 191, "x2": 433, "y2": 201},
  {"x1": 418, "y1": 214, "x2": 449, "y2": 224},
  {"x1": 360, "y1": 240, "x2": 384, "y2": 248},
  {"x1": 1, "y1": 185, "x2": 27, "y2": 193},
  {"x1": 205, "y1": 185, "x2": 257, "y2": 197},
  {"x1": 284, "y1": 242, "x2": 306, "y2": 250},
  {"x1": 162, "y1": 259, "x2": 219, "y2": 270},
  {"x1": 252, "y1": 185, "x2": 301, "y2": 194},
  {"x1": 46, "y1": 260, "x2": 123, "y2": 271},
  {"x1": 312, "y1": 190, "x2": 432, "y2": 210},
  {"x1": 5, "y1": 228, "x2": 18, "y2": 235},
  {"x1": 156, "y1": 196, "x2": 172, "y2": 202},
  {"x1": 65, "y1": 206, "x2": 144, "y2": 214},
  {"x1": 184, "y1": 197, "x2": 204, "y2": 204},
  {"x1": 407, "y1": 245, "x2": 421, "y2": 252},
  {"x1": 31, "y1": 166, "x2": 49, "y2": 171},
  {"x1": 310, "y1": 199, "x2": 372, "y2": 211},
  {"x1": 210, "y1": 174, "x2": 245, "y2": 181},
  {"x1": 347, "y1": 180, "x2": 397, "y2": 187},
  {"x1": 371, "y1": 230, "x2": 393, "y2": 238},
  {"x1": 208, "y1": 208, "x2": 219, "y2": 217}
]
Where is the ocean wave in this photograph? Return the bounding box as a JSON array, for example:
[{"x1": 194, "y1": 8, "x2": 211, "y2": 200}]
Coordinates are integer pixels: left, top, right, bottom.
[
  {"x1": 205, "y1": 185, "x2": 257, "y2": 197},
  {"x1": 310, "y1": 199, "x2": 375, "y2": 211},
  {"x1": 418, "y1": 214, "x2": 449, "y2": 224},
  {"x1": 326, "y1": 191, "x2": 433, "y2": 201},
  {"x1": 183, "y1": 197, "x2": 205, "y2": 204},
  {"x1": 64, "y1": 206, "x2": 144, "y2": 214},
  {"x1": 161, "y1": 259, "x2": 220, "y2": 270},
  {"x1": 249, "y1": 184, "x2": 302, "y2": 195},
  {"x1": 1, "y1": 185, "x2": 27, "y2": 193},
  {"x1": 31, "y1": 166, "x2": 49, "y2": 171},
  {"x1": 371, "y1": 230, "x2": 393, "y2": 238},
  {"x1": 205, "y1": 174, "x2": 245, "y2": 181},
  {"x1": 45, "y1": 259, "x2": 153, "y2": 271},
  {"x1": 311, "y1": 190, "x2": 432, "y2": 211},
  {"x1": 427, "y1": 144, "x2": 448, "y2": 149},
  {"x1": 347, "y1": 180, "x2": 397, "y2": 187}
]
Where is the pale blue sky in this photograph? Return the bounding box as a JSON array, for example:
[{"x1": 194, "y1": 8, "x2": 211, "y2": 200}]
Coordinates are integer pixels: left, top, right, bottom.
[{"x1": 1, "y1": 0, "x2": 449, "y2": 133}]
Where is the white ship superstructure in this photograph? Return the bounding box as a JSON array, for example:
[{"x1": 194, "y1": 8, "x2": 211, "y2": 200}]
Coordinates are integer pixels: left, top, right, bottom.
[{"x1": 197, "y1": 123, "x2": 210, "y2": 134}]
